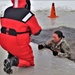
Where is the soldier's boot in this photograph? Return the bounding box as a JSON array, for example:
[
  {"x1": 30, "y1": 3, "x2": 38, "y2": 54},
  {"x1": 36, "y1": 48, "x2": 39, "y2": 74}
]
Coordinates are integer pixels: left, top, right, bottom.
[{"x1": 3, "y1": 57, "x2": 19, "y2": 74}]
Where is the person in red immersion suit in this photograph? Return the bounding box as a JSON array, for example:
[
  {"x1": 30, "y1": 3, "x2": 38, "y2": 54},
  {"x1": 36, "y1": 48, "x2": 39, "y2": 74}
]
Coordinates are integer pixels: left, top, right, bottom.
[
  {"x1": 1, "y1": 0, "x2": 41, "y2": 74},
  {"x1": 12, "y1": 0, "x2": 31, "y2": 10}
]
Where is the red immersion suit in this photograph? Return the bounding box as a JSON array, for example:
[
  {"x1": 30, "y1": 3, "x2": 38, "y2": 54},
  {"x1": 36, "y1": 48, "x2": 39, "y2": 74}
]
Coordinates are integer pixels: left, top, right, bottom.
[{"x1": 1, "y1": 0, "x2": 41, "y2": 67}]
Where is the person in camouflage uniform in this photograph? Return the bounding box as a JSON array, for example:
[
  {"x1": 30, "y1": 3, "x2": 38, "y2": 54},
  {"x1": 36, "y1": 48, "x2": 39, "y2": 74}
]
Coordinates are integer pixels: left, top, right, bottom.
[{"x1": 38, "y1": 30, "x2": 71, "y2": 58}]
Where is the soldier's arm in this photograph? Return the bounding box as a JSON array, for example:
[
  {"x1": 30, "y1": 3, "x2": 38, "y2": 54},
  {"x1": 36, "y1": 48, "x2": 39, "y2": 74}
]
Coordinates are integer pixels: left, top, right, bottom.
[
  {"x1": 58, "y1": 42, "x2": 71, "y2": 58},
  {"x1": 38, "y1": 40, "x2": 52, "y2": 50},
  {"x1": 62, "y1": 42, "x2": 71, "y2": 54},
  {"x1": 44, "y1": 40, "x2": 52, "y2": 49}
]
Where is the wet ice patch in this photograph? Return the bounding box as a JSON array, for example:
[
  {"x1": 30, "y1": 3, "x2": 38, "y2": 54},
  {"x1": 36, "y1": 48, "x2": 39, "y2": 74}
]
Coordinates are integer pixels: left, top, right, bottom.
[{"x1": 31, "y1": 26, "x2": 75, "y2": 62}]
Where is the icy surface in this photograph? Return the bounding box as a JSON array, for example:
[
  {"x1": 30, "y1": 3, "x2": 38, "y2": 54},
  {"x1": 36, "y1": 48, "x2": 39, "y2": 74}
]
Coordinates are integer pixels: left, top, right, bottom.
[
  {"x1": 0, "y1": 1, "x2": 75, "y2": 75},
  {"x1": 0, "y1": 43, "x2": 75, "y2": 75}
]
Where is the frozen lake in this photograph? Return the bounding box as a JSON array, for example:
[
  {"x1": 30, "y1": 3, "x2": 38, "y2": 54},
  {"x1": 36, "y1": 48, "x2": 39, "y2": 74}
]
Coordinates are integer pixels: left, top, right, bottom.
[
  {"x1": 0, "y1": 1, "x2": 75, "y2": 75},
  {"x1": 0, "y1": 43, "x2": 75, "y2": 75},
  {"x1": 0, "y1": 1, "x2": 75, "y2": 12},
  {"x1": 33, "y1": 10, "x2": 75, "y2": 29},
  {"x1": 0, "y1": 1, "x2": 75, "y2": 29}
]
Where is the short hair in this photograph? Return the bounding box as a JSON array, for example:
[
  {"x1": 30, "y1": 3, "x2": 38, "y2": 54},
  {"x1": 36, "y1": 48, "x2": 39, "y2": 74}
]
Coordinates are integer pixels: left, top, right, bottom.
[{"x1": 54, "y1": 30, "x2": 65, "y2": 38}]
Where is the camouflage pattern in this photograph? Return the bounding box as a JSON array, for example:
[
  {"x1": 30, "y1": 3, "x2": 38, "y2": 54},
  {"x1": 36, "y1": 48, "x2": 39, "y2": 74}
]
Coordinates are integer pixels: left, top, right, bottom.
[{"x1": 43, "y1": 38, "x2": 71, "y2": 58}]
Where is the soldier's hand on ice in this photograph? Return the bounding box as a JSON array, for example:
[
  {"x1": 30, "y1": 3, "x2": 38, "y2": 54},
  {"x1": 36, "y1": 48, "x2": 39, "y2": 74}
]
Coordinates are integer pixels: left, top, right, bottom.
[
  {"x1": 52, "y1": 50, "x2": 58, "y2": 56},
  {"x1": 38, "y1": 44, "x2": 44, "y2": 50},
  {"x1": 58, "y1": 52, "x2": 70, "y2": 58},
  {"x1": 58, "y1": 52, "x2": 64, "y2": 58}
]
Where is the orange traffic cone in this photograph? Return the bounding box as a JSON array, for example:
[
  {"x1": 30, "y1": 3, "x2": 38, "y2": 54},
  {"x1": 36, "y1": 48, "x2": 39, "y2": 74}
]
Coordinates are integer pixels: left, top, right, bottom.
[{"x1": 48, "y1": 3, "x2": 58, "y2": 18}]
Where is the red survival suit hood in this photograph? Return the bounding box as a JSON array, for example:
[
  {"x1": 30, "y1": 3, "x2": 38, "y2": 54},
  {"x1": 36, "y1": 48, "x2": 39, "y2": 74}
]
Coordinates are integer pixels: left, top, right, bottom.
[{"x1": 11, "y1": 0, "x2": 27, "y2": 8}]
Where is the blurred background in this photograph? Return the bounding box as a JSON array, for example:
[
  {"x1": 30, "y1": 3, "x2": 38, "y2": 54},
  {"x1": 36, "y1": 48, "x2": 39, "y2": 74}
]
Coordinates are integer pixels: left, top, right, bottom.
[{"x1": 0, "y1": 0, "x2": 75, "y2": 14}]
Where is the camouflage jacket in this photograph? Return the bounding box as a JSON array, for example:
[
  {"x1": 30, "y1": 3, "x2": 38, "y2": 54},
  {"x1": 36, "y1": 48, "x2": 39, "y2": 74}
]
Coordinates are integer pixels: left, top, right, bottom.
[{"x1": 43, "y1": 38, "x2": 71, "y2": 58}]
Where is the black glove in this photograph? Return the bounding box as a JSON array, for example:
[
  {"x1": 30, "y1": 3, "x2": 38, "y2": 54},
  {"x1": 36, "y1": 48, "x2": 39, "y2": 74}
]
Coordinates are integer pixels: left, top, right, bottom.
[
  {"x1": 52, "y1": 50, "x2": 58, "y2": 56},
  {"x1": 38, "y1": 44, "x2": 44, "y2": 50}
]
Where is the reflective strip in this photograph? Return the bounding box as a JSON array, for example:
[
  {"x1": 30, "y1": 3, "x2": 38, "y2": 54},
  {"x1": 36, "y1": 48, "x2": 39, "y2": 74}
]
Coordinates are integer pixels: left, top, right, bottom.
[
  {"x1": 14, "y1": 0, "x2": 18, "y2": 8},
  {"x1": 22, "y1": 13, "x2": 32, "y2": 22}
]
